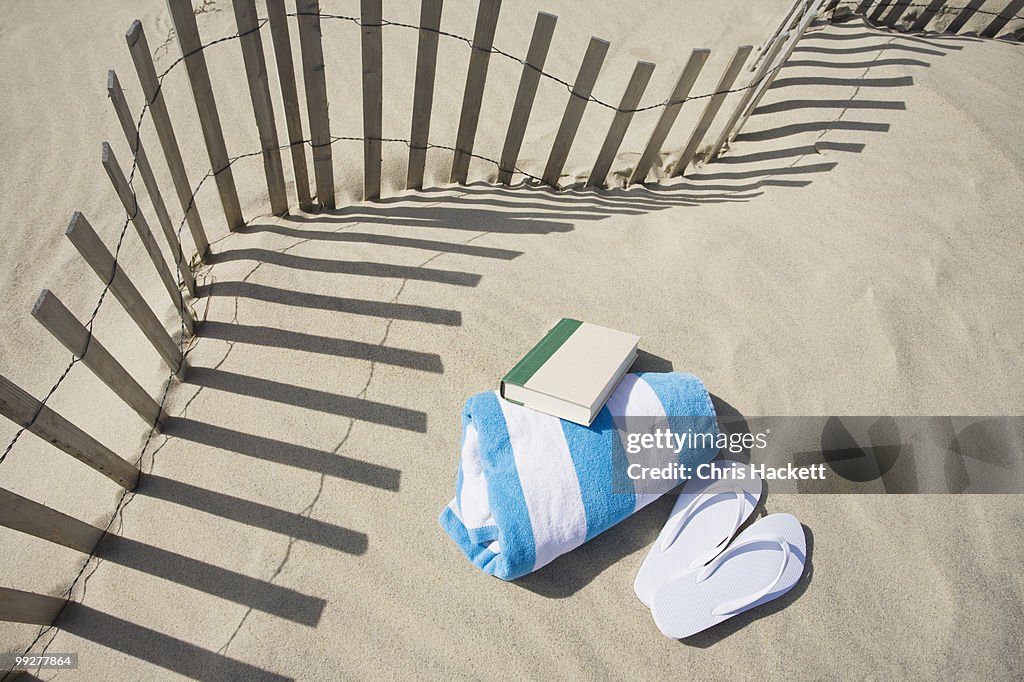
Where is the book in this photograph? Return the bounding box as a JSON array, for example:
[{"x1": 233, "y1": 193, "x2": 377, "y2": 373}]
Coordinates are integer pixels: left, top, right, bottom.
[{"x1": 500, "y1": 319, "x2": 640, "y2": 426}]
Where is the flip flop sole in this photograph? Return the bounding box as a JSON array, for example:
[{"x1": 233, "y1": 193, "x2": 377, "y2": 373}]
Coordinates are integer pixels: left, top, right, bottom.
[
  {"x1": 650, "y1": 513, "x2": 807, "y2": 639},
  {"x1": 634, "y1": 459, "x2": 763, "y2": 607}
]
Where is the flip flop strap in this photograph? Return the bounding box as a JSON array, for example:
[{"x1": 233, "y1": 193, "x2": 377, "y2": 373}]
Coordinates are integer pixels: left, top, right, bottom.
[
  {"x1": 696, "y1": 532, "x2": 791, "y2": 617},
  {"x1": 660, "y1": 480, "x2": 748, "y2": 553}
]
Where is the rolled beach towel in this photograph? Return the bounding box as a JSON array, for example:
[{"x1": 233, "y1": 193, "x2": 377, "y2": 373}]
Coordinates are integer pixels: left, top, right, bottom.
[{"x1": 439, "y1": 372, "x2": 719, "y2": 580}]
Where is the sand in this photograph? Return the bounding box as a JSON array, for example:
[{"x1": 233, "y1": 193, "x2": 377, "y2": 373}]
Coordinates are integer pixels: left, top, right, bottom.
[{"x1": 1, "y1": 0, "x2": 1023, "y2": 679}]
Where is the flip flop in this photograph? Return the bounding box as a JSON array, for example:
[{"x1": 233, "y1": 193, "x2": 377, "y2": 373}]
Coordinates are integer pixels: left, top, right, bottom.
[
  {"x1": 650, "y1": 513, "x2": 807, "y2": 639},
  {"x1": 634, "y1": 460, "x2": 763, "y2": 607}
]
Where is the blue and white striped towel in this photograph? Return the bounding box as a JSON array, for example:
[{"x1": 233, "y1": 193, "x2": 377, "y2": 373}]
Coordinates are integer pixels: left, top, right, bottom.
[{"x1": 439, "y1": 372, "x2": 719, "y2": 580}]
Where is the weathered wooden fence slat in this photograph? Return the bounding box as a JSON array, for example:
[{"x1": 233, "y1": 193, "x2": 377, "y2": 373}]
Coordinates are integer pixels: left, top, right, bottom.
[
  {"x1": 265, "y1": 0, "x2": 313, "y2": 211},
  {"x1": 125, "y1": 21, "x2": 210, "y2": 258},
  {"x1": 165, "y1": 0, "x2": 244, "y2": 229},
  {"x1": 586, "y1": 60, "x2": 655, "y2": 188},
  {"x1": 0, "y1": 373, "x2": 139, "y2": 489},
  {"x1": 232, "y1": 0, "x2": 288, "y2": 215},
  {"x1": 450, "y1": 0, "x2": 502, "y2": 184},
  {"x1": 910, "y1": 0, "x2": 948, "y2": 32},
  {"x1": 107, "y1": 70, "x2": 197, "y2": 297},
  {"x1": 32, "y1": 290, "x2": 165, "y2": 428},
  {"x1": 982, "y1": 0, "x2": 1024, "y2": 37},
  {"x1": 855, "y1": 1, "x2": 877, "y2": 15},
  {"x1": 297, "y1": 0, "x2": 336, "y2": 209},
  {"x1": 709, "y1": 31, "x2": 790, "y2": 160},
  {"x1": 946, "y1": 0, "x2": 986, "y2": 33},
  {"x1": 65, "y1": 213, "x2": 187, "y2": 380},
  {"x1": 869, "y1": 0, "x2": 894, "y2": 21},
  {"x1": 628, "y1": 48, "x2": 711, "y2": 185},
  {"x1": 407, "y1": 0, "x2": 444, "y2": 190},
  {"x1": 0, "y1": 487, "x2": 105, "y2": 554},
  {"x1": 542, "y1": 36, "x2": 610, "y2": 187},
  {"x1": 730, "y1": 0, "x2": 825, "y2": 144},
  {"x1": 497, "y1": 11, "x2": 557, "y2": 185},
  {"x1": 101, "y1": 144, "x2": 196, "y2": 337},
  {"x1": 671, "y1": 44, "x2": 753, "y2": 178},
  {"x1": 753, "y1": 0, "x2": 807, "y2": 71},
  {"x1": 361, "y1": 0, "x2": 384, "y2": 201},
  {"x1": 882, "y1": 0, "x2": 914, "y2": 25}
]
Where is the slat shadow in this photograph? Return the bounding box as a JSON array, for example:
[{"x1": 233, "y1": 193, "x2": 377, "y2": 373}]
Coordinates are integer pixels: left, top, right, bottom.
[
  {"x1": 58, "y1": 603, "x2": 292, "y2": 681},
  {"x1": 166, "y1": 416, "x2": 402, "y2": 489},
  {"x1": 186, "y1": 367, "x2": 428, "y2": 433},
  {"x1": 210, "y1": 248, "x2": 482, "y2": 287},
  {"x1": 753, "y1": 98, "x2": 907, "y2": 114},
  {"x1": 96, "y1": 534, "x2": 327, "y2": 625},
  {"x1": 199, "y1": 321, "x2": 443, "y2": 373},
  {"x1": 137, "y1": 474, "x2": 369, "y2": 554},
  {"x1": 237, "y1": 224, "x2": 524, "y2": 260},
  {"x1": 279, "y1": 203, "x2": 578, "y2": 233},
  {"x1": 201, "y1": 281, "x2": 462, "y2": 327},
  {"x1": 736, "y1": 120, "x2": 891, "y2": 142}
]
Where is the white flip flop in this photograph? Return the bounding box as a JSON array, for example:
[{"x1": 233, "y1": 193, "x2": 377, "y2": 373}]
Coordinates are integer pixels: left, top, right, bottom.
[
  {"x1": 650, "y1": 512, "x2": 807, "y2": 639},
  {"x1": 634, "y1": 460, "x2": 763, "y2": 607}
]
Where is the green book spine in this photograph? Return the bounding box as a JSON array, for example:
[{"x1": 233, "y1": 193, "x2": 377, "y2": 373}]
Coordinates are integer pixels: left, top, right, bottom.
[{"x1": 500, "y1": 318, "x2": 582, "y2": 394}]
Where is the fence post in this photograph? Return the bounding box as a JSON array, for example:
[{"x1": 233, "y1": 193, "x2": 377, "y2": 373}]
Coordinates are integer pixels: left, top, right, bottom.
[
  {"x1": 101, "y1": 144, "x2": 196, "y2": 337},
  {"x1": 361, "y1": 0, "x2": 384, "y2": 201},
  {"x1": 946, "y1": 0, "x2": 986, "y2": 32},
  {"x1": 0, "y1": 373, "x2": 140, "y2": 489},
  {"x1": 708, "y1": 31, "x2": 791, "y2": 160},
  {"x1": 265, "y1": 0, "x2": 312, "y2": 211},
  {"x1": 586, "y1": 60, "x2": 655, "y2": 188},
  {"x1": 163, "y1": 1, "x2": 244, "y2": 228},
  {"x1": 909, "y1": 0, "x2": 947, "y2": 31},
  {"x1": 728, "y1": 1, "x2": 824, "y2": 146},
  {"x1": 65, "y1": 213, "x2": 187, "y2": 380},
  {"x1": 0, "y1": 586, "x2": 66, "y2": 625},
  {"x1": 32, "y1": 290, "x2": 165, "y2": 428},
  {"x1": 450, "y1": 0, "x2": 502, "y2": 184},
  {"x1": 628, "y1": 48, "x2": 710, "y2": 185},
  {"x1": 165, "y1": 0, "x2": 244, "y2": 229},
  {"x1": 981, "y1": 0, "x2": 1024, "y2": 37},
  {"x1": 0, "y1": 488, "x2": 105, "y2": 554},
  {"x1": 881, "y1": 0, "x2": 914, "y2": 25},
  {"x1": 106, "y1": 70, "x2": 197, "y2": 298},
  {"x1": 497, "y1": 11, "x2": 557, "y2": 185},
  {"x1": 296, "y1": 0, "x2": 335, "y2": 209},
  {"x1": 125, "y1": 21, "x2": 210, "y2": 259},
  {"x1": 407, "y1": 0, "x2": 444, "y2": 191},
  {"x1": 869, "y1": 0, "x2": 894, "y2": 21},
  {"x1": 232, "y1": 0, "x2": 288, "y2": 215},
  {"x1": 752, "y1": 0, "x2": 805, "y2": 71},
  {"x1": 542, "y1": 37, "x2": 610, "y2": 188},
  {"x1": 670, "y1": 44, "x2": 752, "y2": 178}
]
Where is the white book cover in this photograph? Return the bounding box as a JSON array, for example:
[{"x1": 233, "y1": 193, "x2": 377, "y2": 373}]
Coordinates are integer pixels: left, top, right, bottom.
[{"x1": 500, "y1": 319, "x2": 639, "y2": 425}]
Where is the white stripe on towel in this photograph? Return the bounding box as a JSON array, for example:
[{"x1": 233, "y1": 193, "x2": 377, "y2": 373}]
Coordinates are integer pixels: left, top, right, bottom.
[
  {"x1": 606, "y1": 375, "x2": 668, "y2": 512},
  {"x1": 498, "y1": 397, "x2": 588, "y2": 572},
  {"x1": 458, "y1": 422, "x2": 494, "y2": 531}
]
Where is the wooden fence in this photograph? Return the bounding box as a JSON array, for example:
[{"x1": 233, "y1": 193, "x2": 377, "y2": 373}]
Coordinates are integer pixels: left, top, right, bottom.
[
  {"x1": 0, "y1": 0, "x2": 876, "y2": 630},
  {"x1": 849, "y1": 0, "x2": 1024, "y2": 35}
]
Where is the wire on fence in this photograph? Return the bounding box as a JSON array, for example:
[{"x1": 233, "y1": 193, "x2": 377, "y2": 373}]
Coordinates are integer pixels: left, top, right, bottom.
[
  {"x1": 291, "y1": 10, "x2": 810, "y2": 113},
  {"x1": 6, "y1": 0, "x2": 1024, "y2": 473},
  {"x1": 2, "y1": 1, "x2": 831, "y2": 472}
]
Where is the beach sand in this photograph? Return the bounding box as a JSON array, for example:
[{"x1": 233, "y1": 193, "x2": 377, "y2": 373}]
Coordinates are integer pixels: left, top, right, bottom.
[{"x1": 1, "y1": 1, "x2": 1023, "y2": 678}]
